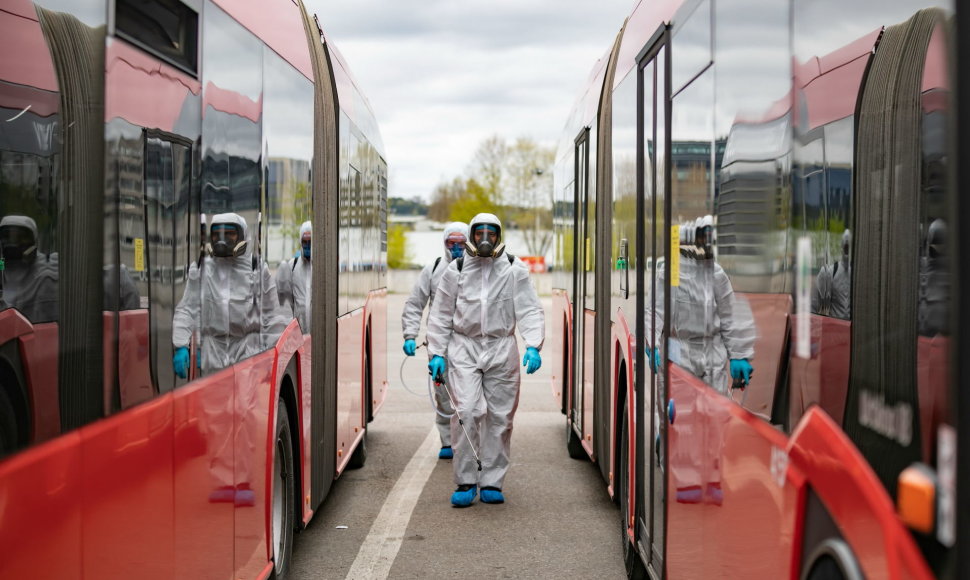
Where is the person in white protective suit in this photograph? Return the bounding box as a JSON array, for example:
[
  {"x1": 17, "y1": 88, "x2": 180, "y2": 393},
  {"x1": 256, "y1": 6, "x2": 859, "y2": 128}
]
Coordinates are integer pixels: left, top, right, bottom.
[
  {"x1": 0, "y1": 215, "x2": 59, "y2": 323},
  {"x1": 172, "y1": 212, "x2": 289, "y2": 375},
  {"x1": 426, "y1": 213, "x2": 545, "y2": 507},
  {"x1": 171, "y1": 212, "x2": 289, "y2": 506},
  {"x1": 648, "y1": 215, "x2": 755, "y2": 395},
  {"x1": 401, "y1": 221, "x2": 468, "y2": 459},
  {"x1": 812, "y1": 229, "x2": 851, "y2": 320},
  {"x1": 275, "y1": 220, "x2": 313, "y2": 332}
]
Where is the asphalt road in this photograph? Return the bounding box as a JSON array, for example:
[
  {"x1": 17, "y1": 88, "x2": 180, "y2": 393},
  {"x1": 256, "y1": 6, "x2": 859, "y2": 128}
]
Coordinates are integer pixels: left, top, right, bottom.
[{"x1": 290, "y1": 292, "x2": 626, "y2": 579}]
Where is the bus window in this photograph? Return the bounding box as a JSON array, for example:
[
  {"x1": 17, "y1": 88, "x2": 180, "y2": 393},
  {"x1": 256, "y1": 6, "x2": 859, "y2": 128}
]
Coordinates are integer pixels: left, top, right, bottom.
[{"x1": 263, "y1": 47, "x2": 313, "y2": 333}]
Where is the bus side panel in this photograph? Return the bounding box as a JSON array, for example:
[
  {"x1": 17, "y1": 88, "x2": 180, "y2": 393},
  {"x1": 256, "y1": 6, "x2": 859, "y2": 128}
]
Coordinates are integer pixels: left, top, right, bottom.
[
  {"x1": 214, "y1": 0, "x2": 313, "y2": 80},
  {"x1": 666, "y1": 366, "x2": 798, "y2": 578},
  {"x1": 551, "y1": 289, "x2": 572, "y2": 411},
  {"x1": 16, "y1": 323, "x2": 61, "y2": 443},
  {"x1": 335, "y1": 308, "x2": 365, "y2": 475},
  {"x1": 173, "y1": 368, "x2": 235, "y2": 579},
  {"x1": 80, "y1": 395, "x2": 174, "y2": 579},
  {"x1": 233, "y1": 349, "x2": 276, "y2": 579},
  {"x1": 789, "y1": 315, "x2": 851, "y2": 428},
  {"x1": 366, "y1": 289, "x2": 388, "y2": 418},
  {"x1": 788, "y1": 408, "x2": 934, "y2": 579},
  {"x1": 736, "y1": 294, "x2": 791, "y2": 420},
  {"x1": 0, "y1": 433, "x2": 82, "y2": 578},
  {"x1": 298, "y1": 336, "x2": 314, "y2": 524}
]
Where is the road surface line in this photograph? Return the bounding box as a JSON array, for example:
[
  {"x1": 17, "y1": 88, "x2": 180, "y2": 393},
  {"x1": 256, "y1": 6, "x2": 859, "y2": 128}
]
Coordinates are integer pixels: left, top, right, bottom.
[{"x1": 345, "y1": 428, "x2": 439, "y2": 580}]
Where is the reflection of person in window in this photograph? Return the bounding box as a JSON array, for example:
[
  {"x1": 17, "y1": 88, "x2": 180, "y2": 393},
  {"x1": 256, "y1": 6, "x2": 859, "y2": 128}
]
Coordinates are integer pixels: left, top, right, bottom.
[
  {"x1": 170, "y1": 212, "x2": 288, "y2": 506},
  {"x1": 172, "y1": 212, "x2": 288, "y2": 375},
  {"x1": 275, "y1": 220, "x2": 312, "y2": 332},
  {"x1": 812, "y1": 229, "x2": 851, "y2": 320},
  {"x1": 0, "y1": 215, "x2": 58, "y2": 323},
  {"x1": 919, "y1": 219, "x2": 948, "y2": 337},
  {"x1": 649, "y1": 216, "x2": 756, "y2": 395}
]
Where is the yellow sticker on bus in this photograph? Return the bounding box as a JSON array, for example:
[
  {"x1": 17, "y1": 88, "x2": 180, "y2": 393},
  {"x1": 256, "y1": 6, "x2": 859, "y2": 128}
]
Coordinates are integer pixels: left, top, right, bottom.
[
  {"x1": 670, "y1": 225, "x2": 679, "y2": 287},
  {"x1": 134, "y1": 238, "x2": 145, "y2": 272}
]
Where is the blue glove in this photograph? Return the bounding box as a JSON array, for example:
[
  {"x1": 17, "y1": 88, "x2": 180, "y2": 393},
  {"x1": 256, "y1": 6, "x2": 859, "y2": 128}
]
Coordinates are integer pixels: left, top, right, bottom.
[
  {"x1": 403, "y1": 339, "x2": 416, "y2": 356},
  {"x1": 523, "y1": 347, "x2": 541, "y2": 374},
  {"x1": 729, "y1": 359, "x2": 753, "y2": 385},
  {"x1": 429, "y1": 355, "x2": 447, "y2": 381},
  {"x1": 173, "y1": 346, "x2": 190, "y2": 379},
  {"x1": 646, "y1": 347, "x2": 661, "y2": 373}
]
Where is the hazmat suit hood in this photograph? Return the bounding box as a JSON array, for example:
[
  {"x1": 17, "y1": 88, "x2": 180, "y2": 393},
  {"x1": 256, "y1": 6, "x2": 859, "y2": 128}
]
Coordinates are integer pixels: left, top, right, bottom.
[
  {"x1": 695, "y1": 214, "x2": 714, "y2": 259},
  {"x1": 207, "y1": 212, "x2": 249, "y2": 258},
  {"x1": 0, "y1": 215, "x2": 39, "y2": 262},
  {"x1": 465, "y1": 213, "x2": 504, "y2": 258},
  {"x1": 299, "y1": 220, "x2": 312, "y2": 260},
  {"x1": 442, "y1": 221, "x2": 468, "y2": 262}
]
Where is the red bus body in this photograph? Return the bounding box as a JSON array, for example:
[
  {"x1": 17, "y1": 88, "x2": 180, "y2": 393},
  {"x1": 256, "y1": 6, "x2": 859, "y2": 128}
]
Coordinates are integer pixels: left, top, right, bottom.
[
  {"x1": 0, "y1": 1, "x2": 387, "y2": 577},
  {"x1": 552, "y1": 0, "x2": 959, "y2": 577}
]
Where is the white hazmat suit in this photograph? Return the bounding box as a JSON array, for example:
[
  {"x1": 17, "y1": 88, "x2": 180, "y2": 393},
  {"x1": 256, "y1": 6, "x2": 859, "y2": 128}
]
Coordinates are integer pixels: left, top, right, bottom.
[
  {"x1": 173, "y1": 212, "x2": 289, "y2": 374},
  {"x1": 0, "y1": 215, "x2": 59, "y2": 323},
  {"x1": 401, "y1": 222, "x2": 468, "y2": 449},
  {"x1": 275, "y1": 220, "x2": 313, "y2": 333},
  {"x1": 649, "y1": 228, "x2": 755, "y2": 395},
  {"x1": 426, "y1": 213, "x2": 544, "y2": 491}
]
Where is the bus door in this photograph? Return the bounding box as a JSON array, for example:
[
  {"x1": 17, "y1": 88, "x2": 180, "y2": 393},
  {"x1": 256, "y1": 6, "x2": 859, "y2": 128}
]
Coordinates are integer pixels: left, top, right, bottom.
[
  {"x1": 637, "y1": 27, "x2": 669, "y2": 573},
  {"x1": 570, "y1": 128, "x2": 590, "y2": 448}
]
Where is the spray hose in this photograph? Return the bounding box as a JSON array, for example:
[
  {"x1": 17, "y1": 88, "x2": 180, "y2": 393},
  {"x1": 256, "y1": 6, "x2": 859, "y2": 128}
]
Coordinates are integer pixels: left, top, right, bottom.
[{"x1": 398, "y1": 342, "x2": 453, "y2": 419}]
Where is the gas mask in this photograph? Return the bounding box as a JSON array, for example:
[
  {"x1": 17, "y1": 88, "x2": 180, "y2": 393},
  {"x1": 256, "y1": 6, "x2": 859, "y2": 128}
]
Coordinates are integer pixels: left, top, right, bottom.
[
  {"x1": 695, "y1": 225, "x2": 713, "y2": 259},
  {"x1": 0, "y1": 225, "x2": 37, "y2": 262},
  {"x1": 207, "y1": 224, "x2": 246, "y2": 258},
  {"x1": 466, "y1": 224, "x2": 504, "y2": 258}
]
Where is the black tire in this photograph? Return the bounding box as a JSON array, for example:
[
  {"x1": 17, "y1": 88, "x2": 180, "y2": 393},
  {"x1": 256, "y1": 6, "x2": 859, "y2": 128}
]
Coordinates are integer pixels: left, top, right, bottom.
[
  {"x1": 801, "y1": 539, "x2": 862, "y2": 580},
  {"x1": 619, "y1": 400, "x2": 647, "y2": 579},
  {"x1": 347, "y1": 427, "x2": 367, "y2": 469},
  {"x1": 566, "y1": 419, "x2": 586, "y2": 459},
  {"x1": 0, "y1": 386, "x2": 18, "y2": 457},
  {"x1": 364, "y1": 333, "x2": 374, "y2": 423},
  {"x1": 271, "y1": 402, "x2": 295, "y2": 580}
]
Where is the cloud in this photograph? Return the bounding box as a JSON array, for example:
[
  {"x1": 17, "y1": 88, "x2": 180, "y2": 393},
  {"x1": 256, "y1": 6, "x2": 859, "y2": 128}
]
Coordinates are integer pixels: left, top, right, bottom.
[{"x1": 307, "y1": 0, "x2": 636, "y2": 200}]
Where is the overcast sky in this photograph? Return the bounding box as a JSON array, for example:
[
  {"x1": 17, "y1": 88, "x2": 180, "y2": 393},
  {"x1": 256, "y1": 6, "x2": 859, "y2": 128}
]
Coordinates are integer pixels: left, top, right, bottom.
[{"x1": 305, "y1": 0, "x2": 637, "y2": 202}]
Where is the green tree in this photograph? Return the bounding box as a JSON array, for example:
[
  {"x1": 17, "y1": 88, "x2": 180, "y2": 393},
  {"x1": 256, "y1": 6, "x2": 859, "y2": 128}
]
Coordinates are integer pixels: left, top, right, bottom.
[
  {"x1": 468, "y1": 135, "x2": 508, "y2": 206},
  {"x1": 449, "y1": 178, "x2": 499, "y2": 224},
  {"x1": 387, "y1": 224, "x2": 411, "y2": 269},
  {"x1": 506, "y1": 137, "x2": 555, "y2": 256},
  {"x1": 428, "y1": 177, "x2": 464, "y2": 222}
]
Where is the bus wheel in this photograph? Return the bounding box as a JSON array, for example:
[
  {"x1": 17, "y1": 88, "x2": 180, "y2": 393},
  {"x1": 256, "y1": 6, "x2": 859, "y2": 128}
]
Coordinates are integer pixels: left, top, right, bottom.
[
  {"x1": 802, "y1": 539, "x2": 862, "y2": 580},
  {"x1": 566, "y1": 419, "x2": 586, "y2": 459},
  {"x1": 619, "y1": 399, "x2": 647, "y2": 579},
  {"x1": 272, "y1": 401, "x2": 295, "y2": 580},
  {"x1": 0, "y1": 386, "x2": 20, "y2": 456}
]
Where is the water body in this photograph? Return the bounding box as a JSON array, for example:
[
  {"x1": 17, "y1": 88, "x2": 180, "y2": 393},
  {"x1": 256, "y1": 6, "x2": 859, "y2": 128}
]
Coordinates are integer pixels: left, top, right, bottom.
[{"x1": 404, "y1": 229, "x2": 553, "y2": 267}]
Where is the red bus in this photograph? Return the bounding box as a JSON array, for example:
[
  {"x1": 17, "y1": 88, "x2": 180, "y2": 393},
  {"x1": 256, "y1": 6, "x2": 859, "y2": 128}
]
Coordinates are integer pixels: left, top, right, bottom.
[
  {"x1": 552, "y1": 0, "x2": 964, "y2": 577},
  {"x1": 0, "y1": 0, "x2": 387, "y2": 578}
]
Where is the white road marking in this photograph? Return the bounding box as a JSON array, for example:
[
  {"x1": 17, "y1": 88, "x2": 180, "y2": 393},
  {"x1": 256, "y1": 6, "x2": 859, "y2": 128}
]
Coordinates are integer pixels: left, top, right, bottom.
[{"x1": 344, "y1": 428, "x2": 439, "y2": 580}]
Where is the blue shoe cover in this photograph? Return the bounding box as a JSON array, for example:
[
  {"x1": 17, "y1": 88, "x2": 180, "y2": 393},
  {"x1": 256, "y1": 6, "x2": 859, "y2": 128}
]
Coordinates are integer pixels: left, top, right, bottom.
[
  {"x1": 676, "y1": 486, "x2": 703, "y2": 504},
  {"x1": 480, "y1": 487, "x2": 504, "y2": 504},
  {"x1": 451, "y1": 484, "x2": 477, "y2": 507},
  {"x1": 208, "y1": 486, "x2": 235, "y2": 503},
  {"x1": 234, "y1": 489, "x2": 256, "y2": 507},
  {"x1": 438, "y1": 446, "x2": 453, "y2": 459}
]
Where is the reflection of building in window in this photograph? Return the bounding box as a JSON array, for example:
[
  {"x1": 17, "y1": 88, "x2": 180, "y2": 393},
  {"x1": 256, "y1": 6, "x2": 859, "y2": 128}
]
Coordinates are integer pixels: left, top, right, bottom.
[{"x1": 717, "y1": 113, "x2": 790, "y2": 288}]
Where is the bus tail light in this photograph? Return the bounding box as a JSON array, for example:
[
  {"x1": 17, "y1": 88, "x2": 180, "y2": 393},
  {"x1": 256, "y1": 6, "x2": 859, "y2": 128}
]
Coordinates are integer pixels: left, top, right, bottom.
[{"x1": 896, "y1": 463, "x2": 936, "y2": 534}]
